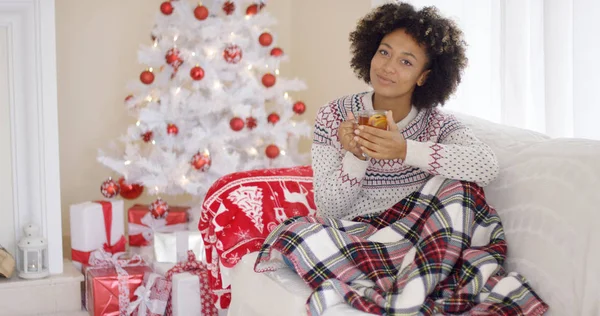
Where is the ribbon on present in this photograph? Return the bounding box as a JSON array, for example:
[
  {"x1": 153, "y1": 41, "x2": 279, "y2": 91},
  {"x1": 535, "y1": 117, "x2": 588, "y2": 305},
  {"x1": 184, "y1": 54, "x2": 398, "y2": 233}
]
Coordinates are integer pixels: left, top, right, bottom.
[
  {"x1": 164, "y1": 250, "x2": 218, "y2": 316},
  {"x1": 87, "y1": 249, "x2": 145, "y2": 316},
  {"x1": 72, "y1": 201, "x2": 126, "y2": 266},
  {"x1": 127, "y1": 273, "x2": 170, "y2": 316},
  {"x1": 129, "y1": 212, "x2": 188, "y2": 245}
]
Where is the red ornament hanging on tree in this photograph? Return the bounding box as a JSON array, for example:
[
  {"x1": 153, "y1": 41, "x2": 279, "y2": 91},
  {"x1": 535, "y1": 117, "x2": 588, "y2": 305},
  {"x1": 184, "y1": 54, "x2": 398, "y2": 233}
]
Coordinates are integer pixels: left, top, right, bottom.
[
  {"x1": 142, "y1": 131, "x2": 153, "y2": 142},
  {"x1": 149, "y1": 198, "x2": 169, "y2": 219},
  {"x1": 246, "y1": 4, "x2": 258, "y2": 16},
  {"x1": 270, "y1": 47, "x2": 283, "y2": 57},
  {"x1": 194, "y1": 5, "x2": 209, "y2": 20},
  {"x1": 190, "y1": 66, "x2": 205, "y2": 80},
  {"x1": 230, "y1": 117, "x2": 245, "y2": 131},
  {"x1": 222, "y1": 1, "x2": 235, "y2": 15},
  {"x1": 167, "y1": 123, "x2": 179, "y2": 135},
  {"x1": 140, "y1": 70, "x2": 155, "y2": 85},
  {"x1": 118, "y1": 177, "x2": 144, "y2": 200},
  {"x1": 100, "y1": 177, "x2": 120, "y2": 199},
  {"x1": 125, "y1": 95, "x2": 134, "y2": 103},
  {"x1": 191, "y1": 151, "x2": 211, "y2": 171},
  {"x1": 259, "y1": 32, "x2": 273, "y2": 46},
  {"x1": 265, "y1": 144, "x2": 280, "y2": 159},
  {"x1": 223, "y1": 44, "x2": 243, "y2": 64},
  {"x1": 262, "y1": 73, "x2": 276, "y2": 87},
  {"x1": 293, "y1": 101, "x2": 306, "y2": 114},
  {"x1": 160, "y1": 1, "x2": 174, "y2": 15},
  {"x1": 246, "y1": 117, "x2": 257, "y2": 130},
  {"x1": 267, "y1": 113, "x2": 280, "y2": 124},
  {"x1": 166, "y1": 48, "x2": 183, "y2": 68}
]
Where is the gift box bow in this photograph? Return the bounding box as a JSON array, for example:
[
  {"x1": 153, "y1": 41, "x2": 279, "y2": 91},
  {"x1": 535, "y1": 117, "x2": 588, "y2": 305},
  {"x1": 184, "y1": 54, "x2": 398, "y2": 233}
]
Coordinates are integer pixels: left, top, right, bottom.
[
  {"x1": 129, "y1": 212, "x2": 188, "y2": 243},
  {"x1": 127, "y1": 273, "x2": 170, "y2": 316}
]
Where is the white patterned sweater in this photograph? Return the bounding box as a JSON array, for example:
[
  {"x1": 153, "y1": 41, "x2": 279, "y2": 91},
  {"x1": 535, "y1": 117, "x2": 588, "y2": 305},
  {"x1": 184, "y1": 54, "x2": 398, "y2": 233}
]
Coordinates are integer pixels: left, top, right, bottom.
[{"x1": 312, "y1": 91, "x2": 500, "y2": 220}]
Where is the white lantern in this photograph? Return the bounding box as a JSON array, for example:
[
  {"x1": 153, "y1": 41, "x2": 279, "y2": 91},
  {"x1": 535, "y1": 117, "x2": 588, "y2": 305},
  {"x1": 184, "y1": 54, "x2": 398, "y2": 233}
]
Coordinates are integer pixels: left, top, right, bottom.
[{"x1": 17, "y1": 224, "x2": 49, "y2": 279}]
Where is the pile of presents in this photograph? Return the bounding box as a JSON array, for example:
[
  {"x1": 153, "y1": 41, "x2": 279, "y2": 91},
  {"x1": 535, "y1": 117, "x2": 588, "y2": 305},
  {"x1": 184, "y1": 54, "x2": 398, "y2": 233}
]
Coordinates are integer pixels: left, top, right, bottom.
[{"x1": 70, "y1": 200, "x2": 226, "y2": 316}]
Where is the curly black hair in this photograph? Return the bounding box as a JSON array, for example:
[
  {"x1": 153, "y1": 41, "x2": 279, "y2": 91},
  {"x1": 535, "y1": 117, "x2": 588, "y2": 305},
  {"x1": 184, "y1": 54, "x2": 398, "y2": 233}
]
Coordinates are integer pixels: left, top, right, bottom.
[{"x1": 349, "y1": 2, "x2": 467, "y2": 109}]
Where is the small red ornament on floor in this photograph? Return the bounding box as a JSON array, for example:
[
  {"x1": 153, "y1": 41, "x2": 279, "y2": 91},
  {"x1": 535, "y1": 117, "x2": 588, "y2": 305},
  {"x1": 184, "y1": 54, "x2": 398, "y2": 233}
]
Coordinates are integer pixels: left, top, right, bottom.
[
  {"x1": 293, "y1": 101, "x2": 306, "y2": 114},
  {"x1": 230, "y1": 117, "x2": 244, "y2": 131},
  {"x1": 191, "y1": 151, "x2": 211, "y2": 171},
  {"x1": 267, "y1": 113, "x2": 280, "y2": 124},
  {"x1": 258, "y1": 32, "x2": 273, "y2": 46},
  {"x1": 142, "y1": 131, "x2": 153, "y2": 142},
  {"x1": 190, "y1": 66, "x2": 205, "y2": 80},
  {"x1": 194, "y1": 5, "x2": 209, "y2": 20},
  {"x1": 246, "y1": 117, "x2": 257, "y2": 130},
  {"x1": 160, "y1": 1, "x2": 174, "y2": 15},
  {"x1": 140, "y1": 70, "x2": 154, "y2": 85},
  {"x1": 166, "y1": 48, "x2": 183, "y2": 68},
  {"x1": 270, "y1": 47, "x2": 283, "y2": 57},
  {"x1": 222, "y1": 1, "x2": 235, "y2": 15},
  {"x1": 118, "y1": 177, "x2": 144, "y2": 200},
  {"x1": 167, "y1": 123, "x2": 179, "y2": 135},
  {"x1": 100, "y1": 177, "x2": 120, "y2": 198},
  {"x1": 265, "y1": 144, "x2": 280, "y2": 159},
  {"x1": 150, "y1": 198, "x2": 169, "y2": 219},
  {"x1": 246, "y1": 4, "x2": 258, "y2": 16},
  {"x1": 262, "y1": 73, "x2": 276, "y2": 87},
  {"x1": 223, "y1": 44, "x2": 242, "y2": 64}
]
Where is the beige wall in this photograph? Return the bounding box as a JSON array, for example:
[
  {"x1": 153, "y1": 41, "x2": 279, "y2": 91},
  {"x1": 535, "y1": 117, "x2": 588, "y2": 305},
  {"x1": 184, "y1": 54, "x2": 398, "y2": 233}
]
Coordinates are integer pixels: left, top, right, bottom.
[{"x1": 55, "y1": 0, "x2": 369, "y2": 257}]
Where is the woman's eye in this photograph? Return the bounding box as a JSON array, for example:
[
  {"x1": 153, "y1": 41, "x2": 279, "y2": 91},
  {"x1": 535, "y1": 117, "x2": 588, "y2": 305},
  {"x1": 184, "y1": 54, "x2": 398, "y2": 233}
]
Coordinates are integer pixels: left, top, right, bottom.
[
  {"x1": 401, "y1": 60, "x2": 412, "y2": 66},
  {"x1": 379, "y1": 49, "x2": 388, "y2": 56}
]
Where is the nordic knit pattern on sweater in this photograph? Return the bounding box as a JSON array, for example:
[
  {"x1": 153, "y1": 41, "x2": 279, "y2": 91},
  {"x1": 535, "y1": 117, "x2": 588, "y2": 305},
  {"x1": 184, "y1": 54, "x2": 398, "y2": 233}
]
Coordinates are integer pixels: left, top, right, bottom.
[{"x1": 311, "y1": 91, "x2": 500, "y2": 220}]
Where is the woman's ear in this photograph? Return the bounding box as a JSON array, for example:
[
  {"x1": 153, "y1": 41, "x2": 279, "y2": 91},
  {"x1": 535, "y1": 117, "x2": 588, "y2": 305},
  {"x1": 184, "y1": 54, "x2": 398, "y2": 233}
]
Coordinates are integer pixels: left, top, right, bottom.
[{"x1": 417, "y1": 69, "x2": 431, "y2": 86}]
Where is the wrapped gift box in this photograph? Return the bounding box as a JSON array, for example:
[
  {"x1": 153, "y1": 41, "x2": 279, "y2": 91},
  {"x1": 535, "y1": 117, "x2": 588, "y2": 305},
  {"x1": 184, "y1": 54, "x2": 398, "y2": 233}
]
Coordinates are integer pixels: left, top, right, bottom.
[
  {"x1": 70, "y1": 200, "x2": 125, "y2": 271},
  {"x1": 85, "y1": 253, "x2": 152, "y2": 316},
  {"x1": 129, "y1": 272, "x2": 171, "y2": 316},
  {"x1": 154, "y1": 231, "x2": 205, "y2": 263},
  {"x1": 128, "y1": 204, "x2": 189, "y2": 248}
]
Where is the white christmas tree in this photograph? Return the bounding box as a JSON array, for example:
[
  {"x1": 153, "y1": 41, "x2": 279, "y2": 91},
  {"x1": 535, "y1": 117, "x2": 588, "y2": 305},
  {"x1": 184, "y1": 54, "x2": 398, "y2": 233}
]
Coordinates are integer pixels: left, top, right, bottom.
[{"x1": 97, "y1": 0, "x2": 311, "y2": 205}]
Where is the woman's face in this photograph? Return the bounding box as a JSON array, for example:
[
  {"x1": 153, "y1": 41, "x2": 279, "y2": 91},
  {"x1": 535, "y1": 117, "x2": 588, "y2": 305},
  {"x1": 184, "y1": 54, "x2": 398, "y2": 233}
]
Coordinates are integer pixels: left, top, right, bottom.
[{"x1": 370, "y1": 28, "x2": 430, "y2": 100}]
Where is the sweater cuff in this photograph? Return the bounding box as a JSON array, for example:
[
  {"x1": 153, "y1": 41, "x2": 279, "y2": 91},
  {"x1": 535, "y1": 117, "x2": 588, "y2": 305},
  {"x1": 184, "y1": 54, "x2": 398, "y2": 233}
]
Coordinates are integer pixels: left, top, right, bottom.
[
  {"x1": 342, "y1": 151, "x2": 369, "y2": 178},
  {"x1": 404, "y1": 140, "x2": 437, "y2": 172}
]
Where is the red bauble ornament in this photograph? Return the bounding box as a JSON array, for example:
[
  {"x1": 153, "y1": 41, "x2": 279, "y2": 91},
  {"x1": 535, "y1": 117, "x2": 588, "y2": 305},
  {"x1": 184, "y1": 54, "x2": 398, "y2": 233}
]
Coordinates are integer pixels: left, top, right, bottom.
[
  {"x1": 267, "y1": 113, "x2": 280, "y2": 124},
  {"x1": 167, "y1": 123, "x2": 179, "y2": 135},
  {"x1": 166, "y1": 48, "x2": 183, "y2": 68},
  {"x1": 100, "y1": 177, "x2": 120, "y2": 199},
  {"x1": 118, "y1": 177, "x2": 144, "y2": 200},
  {"x1": 265, "y1": 144, "x2": 280, "y2": 159},
  {"x1": 142, "y1": 131, "x2": 153, "y2": 142},
  {"x1": 190, "y1": 66, "x2": 205, "y2": 81},
  {"x1": 125, "y1": 95, "x2": 133, "y2": 103},
  {"x1": 223, "y1": 44, "x2": 243, "y2": 64},
  {"x1": 191, "y1": 151, "x2": 211, "y2": 172},
  {"x1": 160, "y1": 1, "x2": 174, "y2": 15},
  {"x1": 262, "y1": 73, "x2": 276, "y2": 87},
  {"x1": 194, "y1": 5, "x2": 209, "y2": 20},
  {"x1": 246, "y1": 117, "x2": 257, "y2": 130},
  {"x1": 222, "y1": 1, "x2": 235, "y2": 15},
  {"x1": 246, "y1": 4, "x2": 258, "y2": 16},
  {"x1": 270, "y1": 47, "x2": 284, "y2": 57},
  {"x1": 230, "y1": 117, "x2": 244, "y2": 131},
  {"x1": 293, "y1": 101, "x2": 306, "y2": 114},
  {"x1": 258, "y1": 32, "x2": 273, "y2": 46},
  {"x1": 140, "y1": 70, "x2": 154, "y2": 85},
  {"x1": 149, "y1": 198, "x2": 169, "y2": 219}
]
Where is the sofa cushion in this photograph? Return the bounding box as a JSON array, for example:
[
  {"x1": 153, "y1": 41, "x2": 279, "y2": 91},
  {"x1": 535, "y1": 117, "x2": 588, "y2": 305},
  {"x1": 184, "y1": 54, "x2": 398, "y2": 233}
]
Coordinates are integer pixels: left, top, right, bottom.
[{"x1": 455, "y1": 112, "x2": 600, "y2": 316}]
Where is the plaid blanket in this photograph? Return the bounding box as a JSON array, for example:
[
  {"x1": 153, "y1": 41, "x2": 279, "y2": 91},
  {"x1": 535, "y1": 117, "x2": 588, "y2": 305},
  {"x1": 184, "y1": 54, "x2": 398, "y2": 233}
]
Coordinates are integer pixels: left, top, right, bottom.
[{"x1": 254, "y1": 176, "x2": 548, "y2": 315}]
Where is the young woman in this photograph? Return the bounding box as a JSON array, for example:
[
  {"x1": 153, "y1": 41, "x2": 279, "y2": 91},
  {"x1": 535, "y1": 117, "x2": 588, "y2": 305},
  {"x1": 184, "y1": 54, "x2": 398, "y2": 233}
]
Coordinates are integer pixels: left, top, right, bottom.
[{"x1": 255, "y1": 3, "x2": 547, "y2": 315}]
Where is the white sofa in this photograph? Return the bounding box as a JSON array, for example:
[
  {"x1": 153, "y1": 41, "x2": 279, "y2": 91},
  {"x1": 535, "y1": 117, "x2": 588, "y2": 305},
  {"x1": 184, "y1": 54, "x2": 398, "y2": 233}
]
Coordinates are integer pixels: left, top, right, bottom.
[{"x1": 226, "y1": 113, "x2": 600, "y2": 316}]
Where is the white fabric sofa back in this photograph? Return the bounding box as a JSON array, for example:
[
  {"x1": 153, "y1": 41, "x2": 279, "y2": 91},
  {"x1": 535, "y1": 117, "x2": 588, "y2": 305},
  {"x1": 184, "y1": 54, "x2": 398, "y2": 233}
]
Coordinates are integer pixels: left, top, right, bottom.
[{"x1": 456, "y1": 113, "x2": 600, "y2": 316}]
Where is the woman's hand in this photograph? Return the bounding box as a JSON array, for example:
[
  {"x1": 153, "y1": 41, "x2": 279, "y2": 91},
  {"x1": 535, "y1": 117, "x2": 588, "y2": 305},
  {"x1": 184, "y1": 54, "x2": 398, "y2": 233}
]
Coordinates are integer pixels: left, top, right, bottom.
[
  {"x1": 338, "y1": 112, "x2": 367, "y2": 160},
  {"x1": 354, "y1": 110, "x2": 407, "y2": 160}
]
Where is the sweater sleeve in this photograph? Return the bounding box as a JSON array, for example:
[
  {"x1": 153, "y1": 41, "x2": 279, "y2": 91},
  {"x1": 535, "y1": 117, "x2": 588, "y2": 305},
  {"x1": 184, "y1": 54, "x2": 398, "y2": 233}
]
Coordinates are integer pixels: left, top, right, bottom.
[
  {"x1": 311, "y1": 104, "x2": 369, "y2": 218},
  {"x1": 403, "y1": 113, "x2": 500, "y2": 187}
]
